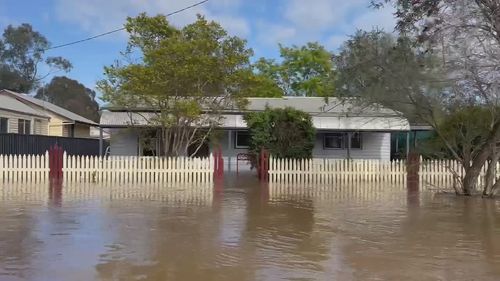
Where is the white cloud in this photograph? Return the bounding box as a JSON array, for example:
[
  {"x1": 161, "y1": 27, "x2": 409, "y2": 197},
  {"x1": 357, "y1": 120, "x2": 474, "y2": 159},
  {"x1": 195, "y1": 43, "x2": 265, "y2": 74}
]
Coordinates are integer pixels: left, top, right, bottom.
[
  {"x1": 283, "y1": 0, "x2": 365, "y2": 32},
  {"x1": 256, "y1": 22, "x2": 297, "y2": 47},
  {"x1": 54, "y1": 0, "x2": 247, "y2": 38},
  {"x1": 209, "y1": 14, "x2": 250, "y2": 37},
  {"x1": 352, "y1": 5, "x2": 396, "y2": 33},
  {"x1": 326, "y1": 34, "x2": 348, "y2": 50}
]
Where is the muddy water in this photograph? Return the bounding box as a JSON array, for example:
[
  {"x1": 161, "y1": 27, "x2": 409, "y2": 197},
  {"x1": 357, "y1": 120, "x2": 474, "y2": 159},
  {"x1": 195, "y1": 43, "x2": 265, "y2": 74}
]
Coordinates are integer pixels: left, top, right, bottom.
[{"x1": 0, "y1": 178, "x2": 500, "y2": 281}]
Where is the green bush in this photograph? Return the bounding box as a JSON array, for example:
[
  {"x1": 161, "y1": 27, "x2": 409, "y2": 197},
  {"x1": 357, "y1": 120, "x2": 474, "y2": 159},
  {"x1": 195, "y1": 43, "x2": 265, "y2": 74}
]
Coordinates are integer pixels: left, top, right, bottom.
[{"x1": 244, "y1": 107, "x2": 316, "y2": 167}]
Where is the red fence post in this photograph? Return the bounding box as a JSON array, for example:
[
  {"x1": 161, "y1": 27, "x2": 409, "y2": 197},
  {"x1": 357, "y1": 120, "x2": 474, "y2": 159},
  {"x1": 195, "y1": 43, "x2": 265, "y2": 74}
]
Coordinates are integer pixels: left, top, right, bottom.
[
  {"x1": 49, "y1": 145, "x2": 64, "y2": 182},
  {"x1": 407, "y1": 152, "x2": 420, "y2": 192}
]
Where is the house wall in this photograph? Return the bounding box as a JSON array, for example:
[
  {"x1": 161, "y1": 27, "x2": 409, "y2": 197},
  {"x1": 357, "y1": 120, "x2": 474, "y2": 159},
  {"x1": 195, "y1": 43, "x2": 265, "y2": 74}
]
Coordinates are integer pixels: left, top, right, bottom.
[
  {"x1": 0, "y1": 109, "x2": 49, "y2": 135},
  {"x1": 48, "y1": 115, "x2": 65, "y2": 136},
  {"x1": 73, "y1": 123, "x2": 91, "y2": 138},
  {"x1": 109, "y1": 128, "x2": 139, "y2": 156},
  {"x1": 312, "y1": 132, "x2": 391, "y2": 161},
  {"x1": 213, "y1": 130, "x2": 391, "y2": 170}
]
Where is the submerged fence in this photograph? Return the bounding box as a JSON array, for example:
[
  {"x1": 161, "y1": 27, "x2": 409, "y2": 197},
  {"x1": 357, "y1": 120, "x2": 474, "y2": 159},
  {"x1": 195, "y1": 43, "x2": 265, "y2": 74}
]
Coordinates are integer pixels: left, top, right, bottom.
[
  {"x1": 0, "y1": 153, "x2": 214, "y2": 184},
  {"x1": 269, "y1": 157, "x2": 407, "y2": 185},
  {"x1": 0, "y1": 153, "x2": 50, "y2": 183}
]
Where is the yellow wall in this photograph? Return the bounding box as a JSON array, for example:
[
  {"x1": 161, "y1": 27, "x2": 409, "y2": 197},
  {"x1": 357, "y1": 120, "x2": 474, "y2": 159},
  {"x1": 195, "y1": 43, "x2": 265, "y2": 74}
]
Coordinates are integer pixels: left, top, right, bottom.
[
  {"x1": 0, "y1": 109, "x2": 49, "y2": 135},
  {"x1": 47, "y1": 114, "x2": 65, "y2": 136},
  {"x1": 74, "y1": 123, "x2": 91, "y2": 138}
]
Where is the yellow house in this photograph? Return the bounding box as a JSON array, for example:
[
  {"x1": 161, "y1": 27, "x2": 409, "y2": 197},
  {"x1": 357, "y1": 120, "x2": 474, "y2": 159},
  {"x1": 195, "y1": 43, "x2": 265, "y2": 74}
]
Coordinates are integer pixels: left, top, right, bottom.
[{"x1": 0, "y1": 89, "x2": 97, "y2": 138}]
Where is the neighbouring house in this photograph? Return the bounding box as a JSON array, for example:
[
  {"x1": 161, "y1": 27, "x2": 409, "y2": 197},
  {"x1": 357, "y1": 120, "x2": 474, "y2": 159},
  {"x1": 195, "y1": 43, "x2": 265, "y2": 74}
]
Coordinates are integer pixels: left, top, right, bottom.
[
  {"x1": 0, "y1": 89, "x2": 97, "y2": 138},
  {"x1": 100, "y1": 97, "x2": 410, "y2": 164}
]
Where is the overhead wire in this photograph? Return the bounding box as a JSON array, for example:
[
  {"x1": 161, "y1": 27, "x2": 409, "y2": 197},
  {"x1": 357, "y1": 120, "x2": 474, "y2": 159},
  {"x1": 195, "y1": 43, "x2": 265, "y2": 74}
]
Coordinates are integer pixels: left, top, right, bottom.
[{"x1": 34, "y1": 0, "x2": 209, "y2": 53}]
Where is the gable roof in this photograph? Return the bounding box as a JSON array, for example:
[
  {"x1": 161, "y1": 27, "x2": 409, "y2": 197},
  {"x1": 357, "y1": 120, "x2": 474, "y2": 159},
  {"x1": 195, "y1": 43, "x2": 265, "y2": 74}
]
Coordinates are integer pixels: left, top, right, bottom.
[
  {"x1": 0, "y1": 89, "x2": 97, "y2": 125},
  {"x1": 0, "y1": 94, "x2": 50, "y2": 118},
  {"x1": 101, "y1": 97, "x2": 410, "y2": 131}
]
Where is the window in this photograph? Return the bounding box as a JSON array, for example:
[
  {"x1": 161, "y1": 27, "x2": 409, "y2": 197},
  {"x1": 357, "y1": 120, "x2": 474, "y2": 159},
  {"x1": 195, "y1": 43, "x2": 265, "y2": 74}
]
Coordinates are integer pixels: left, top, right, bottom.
[
  {"x1": 18, "y1": 119, "x2": 31, "y2": 135},
  {"x1": 140, "y1": 129, "x2": 158, "y2": 156},
  {"x1": 235, "y1": 131, "x2": 251, "y2": 148},
  {"x1": 324, "y1": 133, "x2": 344, "y2": 149},
  {"x1": 324, "y1": 132, "x2": 362, "y2": 149},
  {"x1": 350, "y1": 132, "x2": 362, "y2": 149},
  {"x1": 0, "y1": 117, "x2": 7, "y2": 133}
]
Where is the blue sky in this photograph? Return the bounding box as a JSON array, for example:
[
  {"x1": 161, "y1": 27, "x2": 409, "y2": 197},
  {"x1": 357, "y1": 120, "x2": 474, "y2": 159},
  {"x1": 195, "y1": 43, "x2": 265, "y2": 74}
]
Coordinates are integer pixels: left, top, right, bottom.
[{"x1": 0, "y1": 0, "x2": 396, "y2": 100}]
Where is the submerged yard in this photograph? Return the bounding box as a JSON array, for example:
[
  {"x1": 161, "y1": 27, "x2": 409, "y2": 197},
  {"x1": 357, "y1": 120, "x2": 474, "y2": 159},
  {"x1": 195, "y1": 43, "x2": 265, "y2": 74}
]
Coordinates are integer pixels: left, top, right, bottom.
[{"x1": 0, "y1": 177, "x2": 499, "y2": 281}]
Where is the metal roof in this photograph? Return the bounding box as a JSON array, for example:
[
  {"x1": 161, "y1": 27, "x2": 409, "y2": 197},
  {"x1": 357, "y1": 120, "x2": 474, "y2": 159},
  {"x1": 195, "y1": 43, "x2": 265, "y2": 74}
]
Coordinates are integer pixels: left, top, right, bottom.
[
  {"x1": 243, "y1": 97, "x2": 399, "y2": 116},
  {"x1": 101, "y1": 111, "x2": 409, "y2": 131},
  {"x1": 0, "y1": 94, "x2": 50, "y2": 118},
  {"x1": 1, "y1": 89, "x2": 97, "y2": 125}
]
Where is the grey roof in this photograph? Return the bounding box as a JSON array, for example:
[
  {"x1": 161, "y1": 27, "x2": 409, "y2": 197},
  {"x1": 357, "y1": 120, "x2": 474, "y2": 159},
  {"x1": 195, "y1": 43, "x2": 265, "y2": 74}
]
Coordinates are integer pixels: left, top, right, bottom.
[
  {"x1": 100, "y1": 97, "x2": 409, "y2": 131},
  {"x1": 0, "y1": 94, "x2": 50, "y2": 118},
  {"x1": 1, "y1": 89, "x2": 97, "y2": 125},
  {"x1": 106, "y1": 97, "x2": 401, "y2": 117},
  {"x1": 243, "y1": 97, "x2": 399, "y2": 116}
]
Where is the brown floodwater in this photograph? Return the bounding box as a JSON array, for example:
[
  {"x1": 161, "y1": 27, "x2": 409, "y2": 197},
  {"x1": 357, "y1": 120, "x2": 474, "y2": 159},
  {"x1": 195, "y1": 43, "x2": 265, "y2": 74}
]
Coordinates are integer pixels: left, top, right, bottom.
[{"x1": 1, "y1": 176, "x2": 500, "y2": 281}]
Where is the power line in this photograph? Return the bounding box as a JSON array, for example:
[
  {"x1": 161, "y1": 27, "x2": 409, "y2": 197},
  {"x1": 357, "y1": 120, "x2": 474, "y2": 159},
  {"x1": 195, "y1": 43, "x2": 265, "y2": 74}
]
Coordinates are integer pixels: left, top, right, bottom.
[{"x1": 39, "y1": 0, "x2": 209, "y2": 52}]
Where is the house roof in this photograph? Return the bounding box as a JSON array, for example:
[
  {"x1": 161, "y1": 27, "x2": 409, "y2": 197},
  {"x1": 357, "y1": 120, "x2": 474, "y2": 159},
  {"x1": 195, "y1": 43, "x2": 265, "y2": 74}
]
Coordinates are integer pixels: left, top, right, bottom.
[
  {"x1": 1, "y1": 89, "x2": 97, "y2": 125},
  {"x1": 101, "y1": 97, "x2": 410, "y2": 131},
  {"x1": 0, "y1": 94, "x2": 50, "y2": 118}
]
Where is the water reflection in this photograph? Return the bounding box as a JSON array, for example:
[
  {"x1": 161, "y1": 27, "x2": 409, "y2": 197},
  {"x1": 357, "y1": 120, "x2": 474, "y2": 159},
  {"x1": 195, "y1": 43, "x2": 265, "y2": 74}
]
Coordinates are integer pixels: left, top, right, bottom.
[{"x1": 0, "y1": 179, "x2": 499, "y2": 281}]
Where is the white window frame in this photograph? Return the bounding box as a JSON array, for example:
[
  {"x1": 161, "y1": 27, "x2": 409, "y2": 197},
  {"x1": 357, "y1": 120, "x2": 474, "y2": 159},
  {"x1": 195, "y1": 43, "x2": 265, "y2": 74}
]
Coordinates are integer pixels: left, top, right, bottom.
[
  {"x1": 234, "y1": 130, "x2": 251, "y2": 149},
  {"x1": 323, "y1": 132, "x2": 363, "y2": 150},
  {"x1": 323, "y1": 133, "x2": 345, "y2": 150},
  {"x1": 18, "y1": 119, "x2": 31, "y2": 135},
  {"x1": 349, "y1": 132, "x2": 363, "y2": 150}
]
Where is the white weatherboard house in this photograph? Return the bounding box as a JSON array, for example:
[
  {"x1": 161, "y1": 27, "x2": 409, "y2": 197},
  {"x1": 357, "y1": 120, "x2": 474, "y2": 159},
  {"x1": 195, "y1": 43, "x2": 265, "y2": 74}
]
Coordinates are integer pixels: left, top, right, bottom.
[{"x1": 100, "y1": 97, "x2": 410, "y2": 165}]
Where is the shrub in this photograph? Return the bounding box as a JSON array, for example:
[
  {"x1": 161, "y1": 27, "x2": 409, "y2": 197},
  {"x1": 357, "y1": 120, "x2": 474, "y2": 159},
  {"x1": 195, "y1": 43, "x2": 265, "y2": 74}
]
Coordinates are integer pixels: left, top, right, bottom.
[{"x1": 244, "y1": 107, "x2": 316, "y2": 167}]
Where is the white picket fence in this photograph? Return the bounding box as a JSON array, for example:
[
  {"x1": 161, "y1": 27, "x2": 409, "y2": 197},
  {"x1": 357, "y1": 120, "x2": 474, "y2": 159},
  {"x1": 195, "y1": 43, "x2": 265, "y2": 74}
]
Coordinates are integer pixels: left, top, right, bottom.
[
  {"x1": 63, "y1": 153, "x2": 214, "y2": 184},
  {"x1": 0, "y1": 153, "x2": 50, "y2": 183},
  {"x1": 269, "y1": 157, "x2": 408, "y2": 186},
  {"x1": 0, "y1": 153, "x2": 214, "y2": 184},
  {"x1": 418, "y1": 158, "x2": 497, "y2": 190}
]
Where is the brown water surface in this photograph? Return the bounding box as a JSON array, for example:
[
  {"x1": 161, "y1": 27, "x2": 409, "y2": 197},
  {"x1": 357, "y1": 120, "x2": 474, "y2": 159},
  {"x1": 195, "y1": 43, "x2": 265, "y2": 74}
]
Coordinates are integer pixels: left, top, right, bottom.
[{"x1": 0, "y1": 178, "x2": 500, "y2": 281}]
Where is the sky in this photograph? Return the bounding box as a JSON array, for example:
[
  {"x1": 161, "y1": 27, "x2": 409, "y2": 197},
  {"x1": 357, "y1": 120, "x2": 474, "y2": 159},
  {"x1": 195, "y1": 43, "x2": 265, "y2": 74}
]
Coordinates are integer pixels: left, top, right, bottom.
[{"x1": 0, "y1": 0, "x2": 396, "y2": 100}]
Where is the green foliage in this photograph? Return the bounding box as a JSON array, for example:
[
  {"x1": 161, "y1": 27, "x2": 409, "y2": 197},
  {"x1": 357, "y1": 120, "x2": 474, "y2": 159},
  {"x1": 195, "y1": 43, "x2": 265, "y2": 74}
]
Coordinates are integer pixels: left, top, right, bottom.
[
  {"x1": 255, "y1": 42, "x2": 335, "y2": 97},
  {"x1": 0, "y1": 24, "x2": 71, "y2": 93},
  {"x1": 36, "y1": 76, "x2": 100, "y2": 122},
  {"x1": 420, "y1": 106, "x2": 495, "y2": 161},
  {"x1": 98, "y1": 14, "x2": 259, "y2": 156},
  {"x1": 244, "y1": 107, "x2": 316, "y2": 166},
  {"x1": 335, "y1": 30, "x2": 447, "y2": 123}
]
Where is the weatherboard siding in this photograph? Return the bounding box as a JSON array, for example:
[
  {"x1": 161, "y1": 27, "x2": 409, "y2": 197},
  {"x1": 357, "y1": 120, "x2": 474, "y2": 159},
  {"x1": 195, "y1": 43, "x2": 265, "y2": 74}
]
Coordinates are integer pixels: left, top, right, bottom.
[
  {"x1": 312, "y1": 132, "x2": 391, "y2": 161},
  {"x1": 0, "y1": 109, "x2": 48, "y2": 135},
  {"x1": 109, "y1": 128, "x2": 139, "y2": 156}
]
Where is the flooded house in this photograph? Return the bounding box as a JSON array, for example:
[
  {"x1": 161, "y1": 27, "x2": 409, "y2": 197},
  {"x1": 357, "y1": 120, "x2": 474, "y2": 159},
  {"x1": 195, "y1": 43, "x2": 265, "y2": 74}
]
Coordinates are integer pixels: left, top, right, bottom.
[{"x1": 100, "y1": 97, "x2": 410, "y2": 164}]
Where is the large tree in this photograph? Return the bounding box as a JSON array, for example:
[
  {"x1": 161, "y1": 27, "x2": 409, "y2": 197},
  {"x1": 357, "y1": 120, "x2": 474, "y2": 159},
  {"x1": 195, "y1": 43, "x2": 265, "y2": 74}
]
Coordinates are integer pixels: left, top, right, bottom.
[
  {"x1": 255, "y1": 42, "x2": 335, "y2": 97},
  {"x1": 0, "y1": 24, "x2": 72, "y2": 93},
  {"x1": 98, "y1": 14, "x2": 258, "y2": 156},
  {"x1": 343, "y1": 0, "x2": 500, "y2": 196},
  {"x1": 36, "y1": 76, "x2": 100, "y2": 122}
]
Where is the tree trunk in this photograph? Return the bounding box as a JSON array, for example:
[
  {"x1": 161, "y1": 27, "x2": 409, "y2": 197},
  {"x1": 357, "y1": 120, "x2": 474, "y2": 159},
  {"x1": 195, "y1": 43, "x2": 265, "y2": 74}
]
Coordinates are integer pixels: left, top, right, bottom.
[
  {"x1": 462, "y1": 120, "x2": 500, "y2": 195},
  {"x1": 483, "y1": 147, "x2": 500, "y2": 196}
]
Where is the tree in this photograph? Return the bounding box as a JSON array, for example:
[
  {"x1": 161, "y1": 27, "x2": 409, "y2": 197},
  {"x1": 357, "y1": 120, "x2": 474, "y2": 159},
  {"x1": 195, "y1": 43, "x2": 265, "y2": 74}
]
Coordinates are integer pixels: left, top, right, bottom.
[
  {"x1": 244, "y1": 107, "x2": 316, "y2": 168},
  {"x1": 255, "y1": 42, "x2": 335, "y2": 97},
  {"x1": 98, "y1": 14, "x2": 257, "y2": 156},
  {"x1": 36, "y1": 76, "x2": 100, "y2": 122},
  {"x1": 348, "y1": 0, "x2": 500, "y2": 197},
  {"x1": 0, "y1": 24, "x2": 72, "y2": 93}
]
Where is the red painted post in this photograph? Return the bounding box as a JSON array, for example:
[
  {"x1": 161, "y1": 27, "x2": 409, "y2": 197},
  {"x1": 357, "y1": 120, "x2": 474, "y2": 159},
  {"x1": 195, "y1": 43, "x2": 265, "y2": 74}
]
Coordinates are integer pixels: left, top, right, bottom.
[{"x1": 407, "y1": 152, "x2": 420, "y2": 192}]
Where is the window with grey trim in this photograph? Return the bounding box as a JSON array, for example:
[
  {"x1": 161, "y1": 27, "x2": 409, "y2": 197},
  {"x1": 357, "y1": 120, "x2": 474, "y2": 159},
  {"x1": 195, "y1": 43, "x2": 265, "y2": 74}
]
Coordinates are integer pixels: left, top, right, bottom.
[
  {"x1": 18, "y1": 119, "x2": 31, "y2": 134},
  {"x1": 0, "y1": 117, "x2": 8, "y2": 133},
  {"x1": 324, "y1": 133, "x2": 344, "y2": 149},
  {"x1": 235, "y1": 131, "x2": 251, "y2": 148},
  {"x1": 324, "y1": 132, "x2": 362, "y2": 149},
  {"x1": 350, "y1": 132, "x2": 362, "y2": 149}
]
